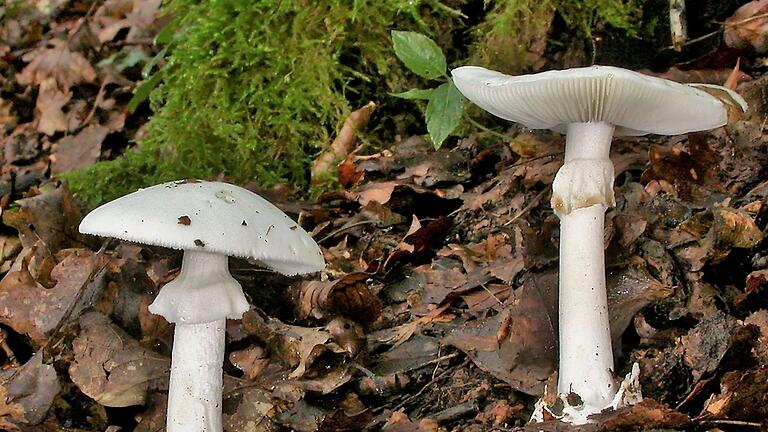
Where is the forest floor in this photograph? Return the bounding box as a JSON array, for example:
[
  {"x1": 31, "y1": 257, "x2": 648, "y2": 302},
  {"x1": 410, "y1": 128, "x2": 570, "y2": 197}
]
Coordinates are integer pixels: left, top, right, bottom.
[{"x1": 1, "y1": 1, "x2": 768, "y2": 431}]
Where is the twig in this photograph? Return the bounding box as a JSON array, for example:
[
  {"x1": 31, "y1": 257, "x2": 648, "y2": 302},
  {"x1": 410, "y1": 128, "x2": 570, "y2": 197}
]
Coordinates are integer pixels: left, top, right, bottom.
[
  {"x1": 669, "y1": 0, "x2": 688, "y2": 51},
  {"x1": 666, "y1": 12, "x2": 768, "y2": 49},
  {"x1": 83, "y1": 80, "x2": 108, "y2": 126},
  {"x1": 318, "y1": 220, "x2": 381, "y2": 244},
  {"x1": 465, "y1": 115, "x2": 508, "y2": 140},
  {"x1": 503, "y1": 188, "x2": 547, "y2": 226},
  {"x1": 697, "y1": 419, "x2": 764, "y2": 428},
  {"x1": 0, "y1": 328, "x2": 20, "y2": 367},
  {"x1": 390, "y1": 359, "x2": 469, "y2": 412},
  {"x1": 68, "y1": 1, "x2": 99, "y2": 40}
]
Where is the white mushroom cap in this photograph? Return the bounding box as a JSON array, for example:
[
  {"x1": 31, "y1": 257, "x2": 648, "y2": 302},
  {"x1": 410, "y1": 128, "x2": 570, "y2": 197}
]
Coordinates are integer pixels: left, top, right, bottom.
[
  {"x1": 79, "y1": 180, "x2": 324, "y2": 275},
  {"x1": 451, "y1": 65, "x2": 747, "y2": 136}
]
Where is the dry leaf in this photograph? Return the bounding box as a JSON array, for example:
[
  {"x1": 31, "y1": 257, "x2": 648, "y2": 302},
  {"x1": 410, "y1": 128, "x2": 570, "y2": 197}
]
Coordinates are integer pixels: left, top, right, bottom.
[
  {"x1": 0, "y1": 249, "x2": 102, "y2": 345},
  {"x1": 229, "y1": 345, "x2": 270, "y2": 380},
  {"x1": 92, "y1": 0, "x2": 162, "y2": 43},
  {"x1": 69, "y1": 311, "x2": 169, "y2": 407},
  {"x1": 312, "y1": 102, "x2": 375, "y2": 185},
  {"x1": 725, "y1": 0, "x2": 768, "y2": 53},
  {"x1": 50, "y1": 126, "x2": 108, "y2": 174},
  {"x1": 0, "y1": 354, "x2": 60, "y2": 426},
  {"x1": 17, "y1": 39, "x2": 96, "y2": 89},
  {"x1": 34, "y1": 78, "x2": 72, "y2": 136}
]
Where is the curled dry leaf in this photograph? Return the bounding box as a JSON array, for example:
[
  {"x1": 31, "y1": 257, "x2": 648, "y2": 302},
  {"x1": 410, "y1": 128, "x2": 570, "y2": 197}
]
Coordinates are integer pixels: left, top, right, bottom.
[
  {"x1": 293, "y1": 272, "x2": 382, "y2": 323},
  {"x1": 701, "y1": 207, "x2": 764, "y2": 263},
  {"x1": 69, "y1": 311, "x2": 169, "y2": 407},
  {"x1": 0, "y1": 354, "x2": 60, "y2": 426},
  {"x1": 312, "y1": 101, "x2": 376, "y2": 185},
  {"x1": 16, "y1": 39, "x2": 96, "y2": 89},
  {"x1": 241, "y1": 310, "x2": 345, "y2": 379}
]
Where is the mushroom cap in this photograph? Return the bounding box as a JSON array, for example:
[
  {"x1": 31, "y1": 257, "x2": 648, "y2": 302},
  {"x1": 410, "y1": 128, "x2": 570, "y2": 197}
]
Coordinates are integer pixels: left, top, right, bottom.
[
  {"x1": 451, "y1": 65, "x2": 747, "y2": 136},
  {"x1": 79, "y1": 180, "x2": 325, "y2": 275}
]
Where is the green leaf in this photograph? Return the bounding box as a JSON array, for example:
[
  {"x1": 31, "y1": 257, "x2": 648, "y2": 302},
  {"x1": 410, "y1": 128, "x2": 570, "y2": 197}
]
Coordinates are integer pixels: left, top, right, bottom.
[
  {"x1": 128, "y1": 72, "x2": 164, "y2": 113},
  {"x1": 142, "y1": 47, "x2": 167, "y2": 79},
  {"x1": 391, "y1": 30, "x2": 446, "y2": 80},
  {"x1": 425, "y1": 80, "x2": 464, "y2": 149},
  {"x1": 390, "y1": 88, "x2": 434, "y2": 100}
]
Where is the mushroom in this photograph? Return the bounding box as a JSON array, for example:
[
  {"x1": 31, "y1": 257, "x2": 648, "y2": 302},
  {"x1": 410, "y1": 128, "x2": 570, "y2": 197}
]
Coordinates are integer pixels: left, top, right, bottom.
[
  {"x1": 451, "y1": 65, "x2": 746, "y2": 421},
  {"x1": 79, "y1": 180, "x2": 325, "y2": 431}
]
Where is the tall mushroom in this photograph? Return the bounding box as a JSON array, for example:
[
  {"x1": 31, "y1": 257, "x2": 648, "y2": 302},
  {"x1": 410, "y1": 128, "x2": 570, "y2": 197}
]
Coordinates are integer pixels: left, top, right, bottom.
[
  {"x1": 451, "y1": 65, "x2": 745, "y2": 420},
  {"x1": 79, "y1": 180, "x2": 325, "y2": 431}
]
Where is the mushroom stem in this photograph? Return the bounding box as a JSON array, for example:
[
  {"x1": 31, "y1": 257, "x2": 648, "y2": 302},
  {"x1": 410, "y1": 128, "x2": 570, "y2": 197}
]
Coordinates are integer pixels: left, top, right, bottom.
[
  {"x1": 555, "y1": 122, "x2": 617, "y2": 410},
  {"x1": 167, "y1": 320, "x2": 225, "y2": 432},
  {"x1": 148, "y1": 250, "x2": 249, "y2": 432}
]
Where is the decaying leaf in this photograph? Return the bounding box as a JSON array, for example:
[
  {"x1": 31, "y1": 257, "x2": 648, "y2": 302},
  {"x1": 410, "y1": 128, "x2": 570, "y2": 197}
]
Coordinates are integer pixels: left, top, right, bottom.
[
  {"x1": 292, "y1": 272, "x2": 382, "y2": 323},
  {"x1": 703, "y1": 366, "x2": 768, "y2": 420},
  {"x1": 0, "y1": 249, "x2": 104, "y2": 345},
  {"x1": 91, "y1": 0, "x2": 163, "y2": 44},
  {"x1": 34, "y1": 78, "x2": 72, "y2": 136},
  {"x1": 445, "y1": 273, "x2": 557, "y2": 396},
  {"x1": 17, "y1": 39, "x2": 97, "y2": 89},
  {"x1": 222, "y1": 385, "x2": 274, "y2": 432},
  {"x1": 312, "y1": 102, "x2": 375, "y2": 185},
  {"x1": 50, "y1": 126, "x2": 108, "y2": 175},
  {"x1": 229, "y1": 345, "x2": 270, "y2": 380},
  {"x1": 725, "y1": 0, "x2": 768, "y2": 53},
  {"x1": 241, "y1": 310, "x2": 347, "y2": 379},
  {"x1": 0, "y1": 354, "x2": 60, "y2": 426},
  {"x1": 69, "y1": 311, "x2": 169, "y2": 407}
]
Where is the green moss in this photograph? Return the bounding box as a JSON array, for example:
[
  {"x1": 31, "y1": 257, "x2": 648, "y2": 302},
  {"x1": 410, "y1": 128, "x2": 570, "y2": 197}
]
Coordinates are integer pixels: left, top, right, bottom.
[
  {"x1": 65, "y1": 0, "x2": 463, "y2": 208},
  {"x1": 472, "y1": 0, "x2": 644, "y2": 74}
]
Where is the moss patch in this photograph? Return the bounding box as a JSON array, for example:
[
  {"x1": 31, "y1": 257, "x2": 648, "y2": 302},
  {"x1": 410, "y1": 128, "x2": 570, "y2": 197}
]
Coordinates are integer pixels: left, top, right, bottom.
[{"x1": 65, "y1": 0, "x2": 464, "y2": 207}]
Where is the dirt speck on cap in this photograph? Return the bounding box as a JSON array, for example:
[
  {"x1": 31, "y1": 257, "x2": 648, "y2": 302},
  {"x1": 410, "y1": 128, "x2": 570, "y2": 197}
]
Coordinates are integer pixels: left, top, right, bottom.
[
  {"x1": 194, "y1": 239, "x2": 205, "y2": 247},
  {"x1": 178, "y1": 216, "x2": 191, "y2": 225}
]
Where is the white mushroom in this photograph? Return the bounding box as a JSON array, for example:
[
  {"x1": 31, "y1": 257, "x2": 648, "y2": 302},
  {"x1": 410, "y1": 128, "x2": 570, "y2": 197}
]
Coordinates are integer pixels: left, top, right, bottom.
[
  {"x1": 451, "y1": 65, "x2": 746, "y2": 422},
  {"x1": 79, "y1": 180, "x2": 325, "y2": 432}
]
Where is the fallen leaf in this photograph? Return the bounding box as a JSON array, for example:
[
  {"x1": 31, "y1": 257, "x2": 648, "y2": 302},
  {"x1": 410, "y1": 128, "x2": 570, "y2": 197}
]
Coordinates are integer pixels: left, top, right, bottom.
[
  {"x1": 229, "y1": 345, "x2": 270, "y2": 380},
  {"x1": 368, "y1": 334, "x2": 440, "y2": 376},
  {"x1": 725, "y1": 0, "x2": 768, "y2": 53},
  {"x1": 703, "y1": 366, "x2": 768, "y2": 420},
  {"x1": 17, "y1": 39, "x2": 96, "y2": 89},
  {"x1": 222, "y1": 385, "x2": 274, "y2": 432},
  {"x1": 34, "y1": 78, "x2": 72, "y2": 136},
  {"x1": 0, "y1": 249, "x2": 104, "y2": 345},
  {"x1": 241, "y1": 310, "x2": 345, "y2": 379},
  {"x1": 0, "y1": 354, "x2": 60, "y2": 426},
  {"x1": 292, "y1": 272, "x2": 382, "y2": 324},
  {"x1": 0, "y1": 97, "x2": 18, "y2": 129},
  {"x1": 50, "y1": 126, "x2": 108, "y2": 174},
  {"x1": 69, "y1": 311, "x2": 169, "y2": 407},
  {"x1": 312, "y1": 102, "x2": 375, "y2": 185},
  {"x1": 91, "y1": 0, "x2": 162, "y2": 44},
  {"x1": 3, "y1": 124, "x2": 41, "y2": 165},
  {"x1": 445, "y1": 273, "x2": 557, "y2": 396},
  {"x1": 591, "y1": 399, "x2": 689, "y2": 430},
  {"x1": 681, "y1": 311, "x2": 739, "y2": 381}
]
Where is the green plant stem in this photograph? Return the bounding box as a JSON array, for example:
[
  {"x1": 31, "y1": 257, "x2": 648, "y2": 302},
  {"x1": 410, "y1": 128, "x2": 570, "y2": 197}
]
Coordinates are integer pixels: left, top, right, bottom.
[{"x1": 465, "y1": 114, "x2": 507, "y2": 140}]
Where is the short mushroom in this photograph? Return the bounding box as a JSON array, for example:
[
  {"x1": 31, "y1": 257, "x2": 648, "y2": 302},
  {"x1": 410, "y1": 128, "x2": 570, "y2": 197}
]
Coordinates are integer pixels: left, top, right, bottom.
[
  {"x1": 79, "y1": 180, "x2": 325, "y2": 431},
  {"x1": 451, "y1": 65, "x2": 745, "y2": 421}
]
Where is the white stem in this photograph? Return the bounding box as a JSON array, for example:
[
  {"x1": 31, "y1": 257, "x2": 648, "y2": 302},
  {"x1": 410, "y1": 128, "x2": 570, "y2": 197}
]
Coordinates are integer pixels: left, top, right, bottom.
[
  {"x1": 555, "y1": 122, "x2": 616, "y2": 410},
  {"x1": 148, "y1": 250, "x2": 249, "y2": 432},
  {"x1": 167, "y1": 320, "x2": 225, "y2": 432}
]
